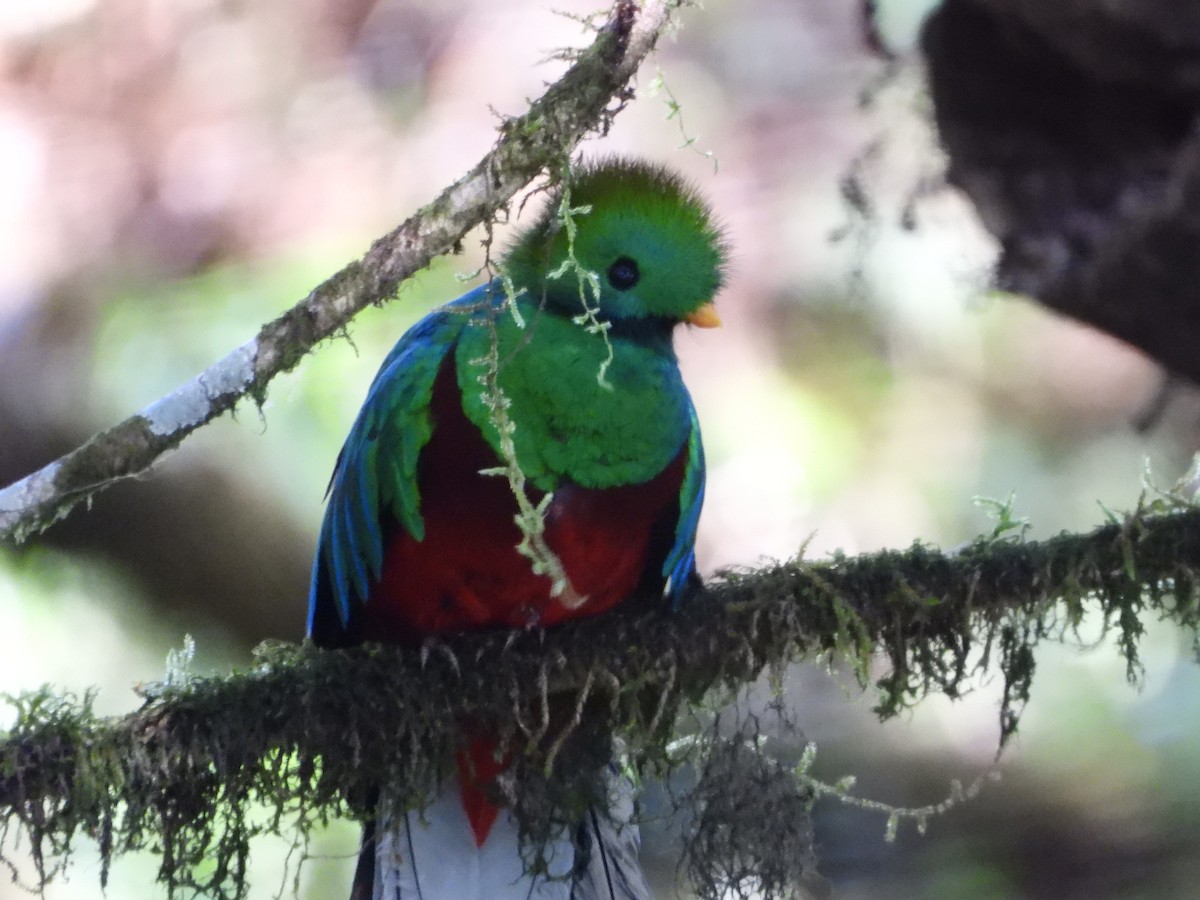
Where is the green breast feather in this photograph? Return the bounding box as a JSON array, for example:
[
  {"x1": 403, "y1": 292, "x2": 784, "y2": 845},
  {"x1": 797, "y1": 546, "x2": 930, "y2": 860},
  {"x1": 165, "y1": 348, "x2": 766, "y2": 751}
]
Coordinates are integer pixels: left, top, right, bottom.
[{"x1": 455, "y1": 300, "x2": 691, "y2": 492}]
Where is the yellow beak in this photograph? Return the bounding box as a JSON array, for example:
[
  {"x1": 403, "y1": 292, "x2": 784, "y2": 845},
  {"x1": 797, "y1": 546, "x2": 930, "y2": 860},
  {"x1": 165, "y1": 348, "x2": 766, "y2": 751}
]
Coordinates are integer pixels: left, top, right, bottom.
[{"x1": 685, "y1": 302, "x2": 722, "y2": 329}]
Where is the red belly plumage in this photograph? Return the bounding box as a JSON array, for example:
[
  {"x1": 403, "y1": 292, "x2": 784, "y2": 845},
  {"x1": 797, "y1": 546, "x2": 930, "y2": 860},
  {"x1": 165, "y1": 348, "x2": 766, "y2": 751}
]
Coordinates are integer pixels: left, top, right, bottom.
[{"x1": 357, "y1": 364, "x2": 686, "y2": 642}]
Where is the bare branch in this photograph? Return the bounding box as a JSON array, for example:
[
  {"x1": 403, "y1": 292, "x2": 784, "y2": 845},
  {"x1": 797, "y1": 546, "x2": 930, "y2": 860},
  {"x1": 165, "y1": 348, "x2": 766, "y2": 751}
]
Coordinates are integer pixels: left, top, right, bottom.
[{"x1": 0, "y1": 0, "x2": 677, "y2": 544}]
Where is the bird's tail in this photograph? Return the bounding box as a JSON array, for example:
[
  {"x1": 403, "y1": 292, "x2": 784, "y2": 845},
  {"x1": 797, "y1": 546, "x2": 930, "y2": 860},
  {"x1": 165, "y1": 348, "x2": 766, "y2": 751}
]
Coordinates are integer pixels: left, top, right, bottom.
[{"x1": 349, "y1": 766, "x2": 653, "y2": 900}]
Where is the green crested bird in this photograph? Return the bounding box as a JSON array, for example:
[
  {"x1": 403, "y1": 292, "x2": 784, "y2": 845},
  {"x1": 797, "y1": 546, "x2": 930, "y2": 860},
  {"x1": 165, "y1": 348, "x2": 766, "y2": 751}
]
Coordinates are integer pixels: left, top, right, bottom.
[{"x1": 308, "y1": 157, "x2": 727, "y2": 900}]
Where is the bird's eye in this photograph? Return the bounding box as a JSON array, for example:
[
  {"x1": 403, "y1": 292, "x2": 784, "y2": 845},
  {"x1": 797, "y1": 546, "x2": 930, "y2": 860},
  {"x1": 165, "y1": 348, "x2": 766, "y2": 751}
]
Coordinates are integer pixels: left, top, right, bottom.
[{"x1": 607, "y1": 256, "x2": 640, "y2": 291}]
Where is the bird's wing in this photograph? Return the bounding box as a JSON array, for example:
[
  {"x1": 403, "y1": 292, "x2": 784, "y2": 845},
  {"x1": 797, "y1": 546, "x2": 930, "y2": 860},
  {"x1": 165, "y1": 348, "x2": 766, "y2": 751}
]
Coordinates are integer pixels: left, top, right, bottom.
[
  {"x1": 661, "y1": 396, "x2": 705, "y2": 606},
  {"x1": 307, "y1": 284, "x2": 494, "y2": 643}
]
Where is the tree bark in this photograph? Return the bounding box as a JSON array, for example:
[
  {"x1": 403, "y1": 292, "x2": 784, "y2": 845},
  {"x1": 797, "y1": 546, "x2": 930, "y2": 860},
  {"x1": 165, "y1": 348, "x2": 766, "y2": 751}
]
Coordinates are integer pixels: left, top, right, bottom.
[{"x1": 922, "y1": 0, "x2": 1200, "y2": 383}]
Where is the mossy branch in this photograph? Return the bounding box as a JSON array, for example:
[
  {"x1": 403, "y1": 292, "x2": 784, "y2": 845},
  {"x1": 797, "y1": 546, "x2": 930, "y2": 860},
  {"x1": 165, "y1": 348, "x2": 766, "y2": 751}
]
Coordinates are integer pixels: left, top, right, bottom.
[
  {"x1": 3, "y1": 502, "x2": 1199, "y2": 897},
  {"x1": 0, "y1": 0, "x2": 677, "y2": 544}
]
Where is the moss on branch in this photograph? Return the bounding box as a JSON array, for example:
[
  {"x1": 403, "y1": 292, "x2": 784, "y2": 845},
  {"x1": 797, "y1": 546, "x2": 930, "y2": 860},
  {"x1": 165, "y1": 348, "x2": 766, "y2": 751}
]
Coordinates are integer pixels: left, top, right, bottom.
[{"x1": 3, "y1": 502, "x2": 1199, "y2": 897}]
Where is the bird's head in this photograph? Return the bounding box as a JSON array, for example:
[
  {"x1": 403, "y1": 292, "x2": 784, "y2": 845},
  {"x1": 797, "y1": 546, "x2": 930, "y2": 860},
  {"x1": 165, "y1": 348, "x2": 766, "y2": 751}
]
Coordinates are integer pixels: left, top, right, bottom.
[{"x1": 503, "y1": 158, "x2": 727, "y2": 332}]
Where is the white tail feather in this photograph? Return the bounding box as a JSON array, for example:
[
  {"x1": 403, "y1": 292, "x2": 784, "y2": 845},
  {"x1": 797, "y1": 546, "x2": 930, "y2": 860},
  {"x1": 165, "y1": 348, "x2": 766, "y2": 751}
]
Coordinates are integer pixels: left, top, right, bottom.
[
  {"x1": 570, "y1": 774, "x2": 653, "y2": 900},
  {"x1": 366, "y1": 769, "x2": 652, "y2": 900}
]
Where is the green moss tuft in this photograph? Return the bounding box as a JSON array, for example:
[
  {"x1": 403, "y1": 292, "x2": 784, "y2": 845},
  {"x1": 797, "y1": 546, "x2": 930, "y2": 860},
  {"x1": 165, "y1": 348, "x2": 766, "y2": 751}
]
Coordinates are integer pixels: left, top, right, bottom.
[{"x1": 3, "y1": 503, "x2": 1200, "y2": 898}]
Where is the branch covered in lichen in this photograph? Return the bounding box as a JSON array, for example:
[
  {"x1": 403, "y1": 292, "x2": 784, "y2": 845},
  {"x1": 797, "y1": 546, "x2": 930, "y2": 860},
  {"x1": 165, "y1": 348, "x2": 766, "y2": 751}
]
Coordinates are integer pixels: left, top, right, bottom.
[
  {"x1": 0, "y1": 0, "x2": 677, "y2": 544},
  {"x1": 3, "y1": 503, "x2": 1199, "y2": 898}
]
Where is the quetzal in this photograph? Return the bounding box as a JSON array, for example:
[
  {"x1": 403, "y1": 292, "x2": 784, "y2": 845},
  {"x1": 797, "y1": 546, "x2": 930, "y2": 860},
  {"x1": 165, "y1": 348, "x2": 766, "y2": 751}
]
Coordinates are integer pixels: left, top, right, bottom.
[{"x1": 308, "y1": 158, "x2": 726, "y2": 900}]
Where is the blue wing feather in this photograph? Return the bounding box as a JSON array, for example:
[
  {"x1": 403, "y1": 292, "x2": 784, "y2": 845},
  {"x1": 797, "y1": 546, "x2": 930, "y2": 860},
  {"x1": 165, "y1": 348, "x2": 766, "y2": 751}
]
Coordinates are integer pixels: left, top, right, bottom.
[
  {"x1": 355, "y1": 441, "x2": 382, "y2": 578},
  {"x1": 662, "y1": 397, "x2": 705, "y2": 607},
  {"x1": 308, "y1": 283, "x2": 497, "y2": 644}
]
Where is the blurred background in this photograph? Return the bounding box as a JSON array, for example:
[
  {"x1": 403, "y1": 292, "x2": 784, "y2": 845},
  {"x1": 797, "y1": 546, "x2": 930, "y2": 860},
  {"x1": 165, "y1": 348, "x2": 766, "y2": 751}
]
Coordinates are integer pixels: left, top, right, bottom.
[{"x1": 3, "y1": 0, "x2": 1200, "y2": 897}]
